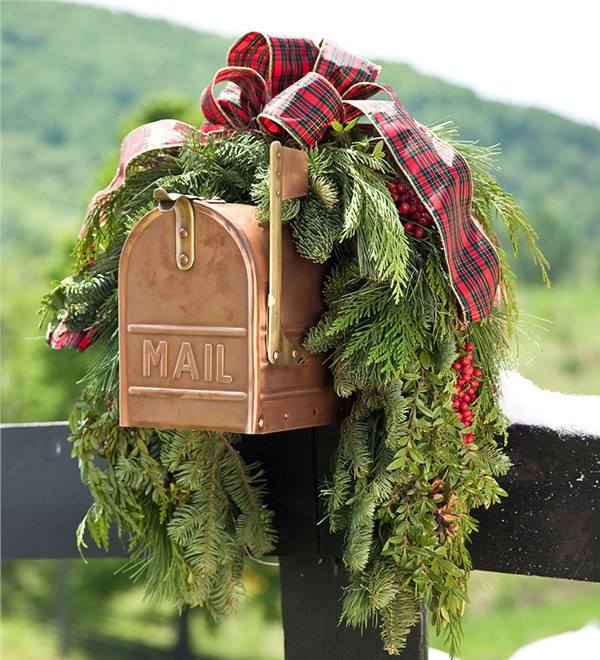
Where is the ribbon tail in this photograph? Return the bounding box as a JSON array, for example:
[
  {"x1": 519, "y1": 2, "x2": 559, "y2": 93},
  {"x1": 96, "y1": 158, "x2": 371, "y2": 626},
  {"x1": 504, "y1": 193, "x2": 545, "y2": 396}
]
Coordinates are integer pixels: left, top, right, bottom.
[
  {"x1": 79, "y1": 119, "x2": 193, "y2": 238},
  {"x1": 344, "y1": 93, "x2": 500, "y2": 322}
]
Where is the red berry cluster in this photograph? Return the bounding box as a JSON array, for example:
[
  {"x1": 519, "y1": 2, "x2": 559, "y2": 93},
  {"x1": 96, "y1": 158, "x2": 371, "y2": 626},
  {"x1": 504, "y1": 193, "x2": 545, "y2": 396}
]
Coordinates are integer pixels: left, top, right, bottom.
[
  {"x1": 387, "y1": 180, "x2": 433, "y2": 239},
  {"x1": 451, "y1": 342, "x2": 482, "y2": 445}
]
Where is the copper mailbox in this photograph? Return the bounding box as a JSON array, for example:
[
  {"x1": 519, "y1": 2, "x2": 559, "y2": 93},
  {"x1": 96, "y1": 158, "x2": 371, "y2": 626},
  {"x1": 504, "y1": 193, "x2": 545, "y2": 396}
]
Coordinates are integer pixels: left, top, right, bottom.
[{"x1": 119, "y1": 143, "x2": 339, "y2": 434}]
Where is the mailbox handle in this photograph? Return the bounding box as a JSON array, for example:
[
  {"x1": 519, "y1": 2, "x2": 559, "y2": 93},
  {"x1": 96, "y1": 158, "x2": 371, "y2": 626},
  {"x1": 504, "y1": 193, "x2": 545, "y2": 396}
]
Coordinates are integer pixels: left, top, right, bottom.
[
  {"x1": 267, "y1": 142, "x2": 308, "y2": 367},
  {"x1": 153, "y1": 189, "x2": 195, "y2": 271}
]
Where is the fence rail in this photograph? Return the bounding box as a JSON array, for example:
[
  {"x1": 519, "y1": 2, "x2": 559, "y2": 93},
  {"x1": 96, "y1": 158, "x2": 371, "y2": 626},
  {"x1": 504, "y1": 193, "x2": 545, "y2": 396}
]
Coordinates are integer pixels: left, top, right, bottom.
[{"x1": 2, "y1": 422, "x2": 599, "y2": 659}]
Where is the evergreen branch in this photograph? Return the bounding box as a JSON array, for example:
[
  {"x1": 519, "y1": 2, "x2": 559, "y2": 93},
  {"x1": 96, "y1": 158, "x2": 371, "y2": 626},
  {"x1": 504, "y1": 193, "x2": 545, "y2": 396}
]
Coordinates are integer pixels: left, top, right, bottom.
[{"x1": 44, "y1": 119, "x2": 548, "y2": 656}]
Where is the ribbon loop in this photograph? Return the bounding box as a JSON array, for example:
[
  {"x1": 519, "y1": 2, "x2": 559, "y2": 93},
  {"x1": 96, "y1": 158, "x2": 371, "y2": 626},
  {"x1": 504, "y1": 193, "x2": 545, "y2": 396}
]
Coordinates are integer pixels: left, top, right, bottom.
[
  {"x1": 200, "y1": 66, "x2": 267, "y2": 130},
  {"x1": 314, "y1": 39, "x2": 380, "y2": 95},
  {"x1": 259, "y1": 72, "x2": 345, "y2": 148},
  {"x1": 342, "y1": 81, "x2": 383, "y2": 121},
  {"x1": 228, "y1": 31, "x2": 319, "y2": 97}
]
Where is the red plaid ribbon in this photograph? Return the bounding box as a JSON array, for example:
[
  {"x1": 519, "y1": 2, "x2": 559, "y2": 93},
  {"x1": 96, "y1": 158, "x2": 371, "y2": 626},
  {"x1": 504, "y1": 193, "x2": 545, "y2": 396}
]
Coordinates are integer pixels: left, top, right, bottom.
[
  {"x1": 200, "y1": 33, "x2": 499, "y2": 321},
  {"x1": 83, "y1": 32, "x2": 500, "y2": 321},
  {"x1": 79, "y1": 119, "x2": 193, "y2": 237},
  {"x1": 346, "y1": 87, "x2": 500, "y2": 321},
  {"x1": 47, "y1": 322, "x2": 95, "y2": 352}
]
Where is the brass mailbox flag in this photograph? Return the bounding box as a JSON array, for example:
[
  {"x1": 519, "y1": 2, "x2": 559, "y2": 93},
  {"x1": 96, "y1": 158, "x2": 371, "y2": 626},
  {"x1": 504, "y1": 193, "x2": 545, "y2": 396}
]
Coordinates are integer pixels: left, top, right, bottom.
[
  {"x1": 118, "y1": 146, "x2": 339, "y2": 434},
  {"x1": 267, "y1": 141, "x2": 309, "y2": 367}
]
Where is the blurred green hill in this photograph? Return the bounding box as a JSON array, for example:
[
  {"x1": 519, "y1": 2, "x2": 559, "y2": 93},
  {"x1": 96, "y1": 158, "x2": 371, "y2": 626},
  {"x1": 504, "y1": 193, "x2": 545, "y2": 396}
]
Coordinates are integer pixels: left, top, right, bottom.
[{"x1": 2, "y1": 0, "x2": 600, "y2": 422}]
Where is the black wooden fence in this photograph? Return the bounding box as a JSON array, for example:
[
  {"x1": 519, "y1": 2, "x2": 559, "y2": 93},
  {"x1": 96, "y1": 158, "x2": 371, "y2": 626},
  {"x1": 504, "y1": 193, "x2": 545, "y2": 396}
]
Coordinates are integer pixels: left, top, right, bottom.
[{"x1": 2, "y1": 422, "x2": 600, "y2": 659}]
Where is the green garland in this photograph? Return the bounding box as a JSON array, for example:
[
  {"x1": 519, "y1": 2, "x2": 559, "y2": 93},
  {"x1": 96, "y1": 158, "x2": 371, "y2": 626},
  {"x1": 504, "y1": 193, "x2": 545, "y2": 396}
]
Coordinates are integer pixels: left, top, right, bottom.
[{"x1": 42, "y1": 124, "x2": 547, "y2": 656}]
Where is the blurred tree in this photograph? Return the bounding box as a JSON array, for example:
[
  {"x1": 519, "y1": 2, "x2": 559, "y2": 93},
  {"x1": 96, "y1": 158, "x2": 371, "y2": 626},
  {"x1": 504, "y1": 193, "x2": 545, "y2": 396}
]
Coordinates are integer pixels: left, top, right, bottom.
[
  {"x1": 92, "y1": 93, "x2": 201, "y2": 193},
  {"x1": 512, "y1": 207, "x2": 579, "y2": 283}
]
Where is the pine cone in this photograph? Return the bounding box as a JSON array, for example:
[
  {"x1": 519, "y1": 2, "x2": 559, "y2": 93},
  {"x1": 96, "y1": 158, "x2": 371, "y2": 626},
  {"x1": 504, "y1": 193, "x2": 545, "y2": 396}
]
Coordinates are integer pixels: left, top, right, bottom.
[
  {"x1": 429, "y1": 477, "x2": 445, "y2": 502},
  {"x1": 429, "y1": 478, "x2": 460, "y2": 539},
  {"x1": 435, "y1": 493, "x2": 459, "y2": 540}
]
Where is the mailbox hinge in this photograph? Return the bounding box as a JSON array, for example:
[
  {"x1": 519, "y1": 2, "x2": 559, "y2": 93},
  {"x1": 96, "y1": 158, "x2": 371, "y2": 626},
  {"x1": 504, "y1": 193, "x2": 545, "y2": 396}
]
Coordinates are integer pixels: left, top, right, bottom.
[
  {"x1": 267, "y1": 142, "x2": 309, "y2": 367},
  {"x1": 154, "y1": 188, "x2": 195, "y2": 271}
]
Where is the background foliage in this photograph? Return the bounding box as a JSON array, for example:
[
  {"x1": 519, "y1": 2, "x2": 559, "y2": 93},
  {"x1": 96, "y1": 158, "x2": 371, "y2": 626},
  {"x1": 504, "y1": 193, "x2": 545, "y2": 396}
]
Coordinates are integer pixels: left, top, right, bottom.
[{"x1": 1, "y1": 2, "x2": 599, "y2": 659}]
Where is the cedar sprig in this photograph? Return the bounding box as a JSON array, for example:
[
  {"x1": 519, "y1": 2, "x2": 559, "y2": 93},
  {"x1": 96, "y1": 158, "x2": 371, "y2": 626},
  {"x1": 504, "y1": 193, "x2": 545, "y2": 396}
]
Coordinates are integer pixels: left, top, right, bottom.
[{"x1": 43, "y1": 122, "x2": 547, "y2": 658}]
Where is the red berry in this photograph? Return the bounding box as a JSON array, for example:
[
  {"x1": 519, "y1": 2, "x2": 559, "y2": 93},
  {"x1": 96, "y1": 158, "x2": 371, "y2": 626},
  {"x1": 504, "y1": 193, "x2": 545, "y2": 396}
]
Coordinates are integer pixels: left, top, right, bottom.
[
  {"x1": 464, "y1": 432, "x2": 474, "y2": 445},
  {"x1": 471, "y1": 380, "x2": 480, "y2": 389},
  {"x1": 397, "y1": 184, "x2": 406, "y2": 194},
  {"x1": 460, "y1": 402, "x2": 469, "y2": 412},
  {"x1": 463, "y1": 394, "x2": 471, "y2": 404},
  {"x1": 452, "y1": 362, "x2": 461, "y2": 371},
  {"x1": 473, "y1": 368, "x2": 482, "y2": 378},
  {"x1": 467, "y1": 387, "x2": 476, "y2": 397},
  {"x1": 465, "y1": 342, "x2": 474, "y2": 352},
  {"x1": 461, "y1": 356, "x2": 471, "y2": 366},
  {"x1": 414, "y1": 227, "x2": 425, "y2": 239},
  {"x1": 404, "y1": 222, "x2": 415, "y2": 233},
  {"x1": 399, "y1": 202, "x2": 410, "y2": 215}
]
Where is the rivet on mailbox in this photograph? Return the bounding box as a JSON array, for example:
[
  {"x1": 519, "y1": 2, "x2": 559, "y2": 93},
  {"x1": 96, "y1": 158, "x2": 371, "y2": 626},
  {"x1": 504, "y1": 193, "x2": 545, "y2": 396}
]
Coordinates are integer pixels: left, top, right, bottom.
[{"x1": 118, "y1": 142, "x2": 340, "y2": 434}]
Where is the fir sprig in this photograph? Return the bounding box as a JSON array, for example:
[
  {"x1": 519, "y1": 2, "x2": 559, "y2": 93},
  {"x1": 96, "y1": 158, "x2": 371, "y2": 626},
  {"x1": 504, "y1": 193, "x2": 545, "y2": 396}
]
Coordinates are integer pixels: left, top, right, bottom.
[{"x1": 42, "y1": 124, "x2": 547, "y2": 657}]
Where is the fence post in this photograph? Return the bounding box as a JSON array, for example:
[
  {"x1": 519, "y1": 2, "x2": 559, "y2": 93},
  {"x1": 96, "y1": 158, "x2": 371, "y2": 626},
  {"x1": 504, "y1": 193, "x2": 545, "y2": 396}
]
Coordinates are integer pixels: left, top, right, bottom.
[
  {"x1": 279, "y1": 556, "x2": 428, "y2": 660},
  {"x1": 173, "y1": 607, "x2": 191, "y2": 660}
]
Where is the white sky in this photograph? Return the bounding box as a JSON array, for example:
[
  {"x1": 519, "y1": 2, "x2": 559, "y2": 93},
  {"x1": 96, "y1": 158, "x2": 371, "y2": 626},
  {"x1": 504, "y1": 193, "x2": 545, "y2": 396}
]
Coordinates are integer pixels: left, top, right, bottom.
[{"x1": 68, "y1": 0, "x2": 600, "y2": 128}]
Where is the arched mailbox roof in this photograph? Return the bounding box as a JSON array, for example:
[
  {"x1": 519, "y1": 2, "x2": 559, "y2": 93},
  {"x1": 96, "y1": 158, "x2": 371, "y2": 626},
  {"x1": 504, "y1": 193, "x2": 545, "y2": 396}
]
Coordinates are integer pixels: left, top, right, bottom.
[{"x1": 119, "y1": 201, "x2": 262, "y2": 432}]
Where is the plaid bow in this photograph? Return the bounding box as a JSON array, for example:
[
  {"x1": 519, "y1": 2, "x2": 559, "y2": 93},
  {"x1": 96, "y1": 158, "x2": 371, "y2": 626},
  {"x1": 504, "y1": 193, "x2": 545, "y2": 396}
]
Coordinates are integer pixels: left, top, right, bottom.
[
  {"x1": 81, "y1": 32, "x2": 500, "y2": 322},
  {"x1": 201, "y1": 32, "x2": 499, "y2": 321}
]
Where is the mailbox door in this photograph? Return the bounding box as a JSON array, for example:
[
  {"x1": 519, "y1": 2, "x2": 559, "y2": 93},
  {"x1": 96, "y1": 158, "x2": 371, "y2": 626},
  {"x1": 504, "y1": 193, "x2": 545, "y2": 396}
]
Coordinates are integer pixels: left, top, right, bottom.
[{"x1": 119, "y1": 203, "x2": 258, "y2": 433}]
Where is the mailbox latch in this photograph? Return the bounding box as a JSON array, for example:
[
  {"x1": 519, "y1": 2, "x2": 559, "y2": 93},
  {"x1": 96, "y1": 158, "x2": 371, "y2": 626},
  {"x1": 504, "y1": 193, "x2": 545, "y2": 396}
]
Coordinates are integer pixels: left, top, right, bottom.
[{"x1": 154, "y1": 188, "x2": 195, "y2": 271}]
